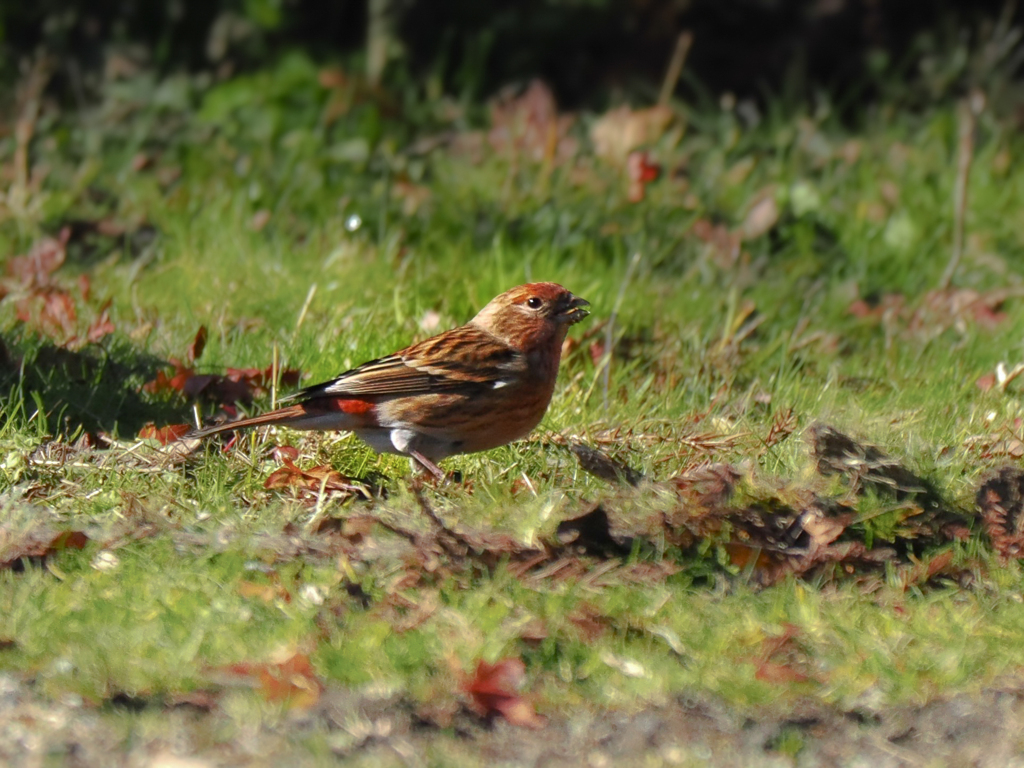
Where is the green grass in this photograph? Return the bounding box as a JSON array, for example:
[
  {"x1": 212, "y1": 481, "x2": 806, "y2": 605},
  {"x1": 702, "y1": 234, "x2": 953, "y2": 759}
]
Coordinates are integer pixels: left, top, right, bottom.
[{"x1": 3, "y1": 51, "x2": 1024, "y2": 762}]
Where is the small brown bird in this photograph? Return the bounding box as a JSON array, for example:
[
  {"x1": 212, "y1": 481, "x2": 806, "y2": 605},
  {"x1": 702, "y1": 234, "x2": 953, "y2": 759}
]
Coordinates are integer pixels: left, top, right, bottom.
[{"x1": 190, "y1": 283, "x2": 590, "y2": 479}]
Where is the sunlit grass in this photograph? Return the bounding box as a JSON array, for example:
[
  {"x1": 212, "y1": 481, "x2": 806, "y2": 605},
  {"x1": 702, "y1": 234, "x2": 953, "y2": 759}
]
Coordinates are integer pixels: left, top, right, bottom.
[{"x1": 3, "y1": 54, "x2": 1024, "y2": 761}]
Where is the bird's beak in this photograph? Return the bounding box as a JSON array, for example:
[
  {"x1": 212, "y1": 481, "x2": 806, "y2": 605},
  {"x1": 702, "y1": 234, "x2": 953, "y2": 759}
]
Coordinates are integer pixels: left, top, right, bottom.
[{"x1": 558, "y1": 295, "x2": 590, "y2": 325}]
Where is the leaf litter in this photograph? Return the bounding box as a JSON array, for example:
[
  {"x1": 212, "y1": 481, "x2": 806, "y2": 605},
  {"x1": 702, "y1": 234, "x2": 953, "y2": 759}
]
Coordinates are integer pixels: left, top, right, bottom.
[
  {"x1": 0, "y1": 302, "x2": 1005, "y2": 743},
  {"x1": 462, "y1": 658, "x2": 545, "y2": 729},
  {"x1": 568, "y1": 422, "x2": 977, "y2": 587},
  {"x1": 9, "y1": 410, "x2": 989, "y2": 600},
  {"x1": 0, "y1": 90, "x2": 1020, "y2": 755},
  {"x1": 141, "y1": 324, "x2": 301, "y2": 420},
  {"x1": 2, "y1": 229, "x2": 118, "y2": 350},
  {"x1": 8, "y1": 59, "x2": 1024, "y2": 764}
]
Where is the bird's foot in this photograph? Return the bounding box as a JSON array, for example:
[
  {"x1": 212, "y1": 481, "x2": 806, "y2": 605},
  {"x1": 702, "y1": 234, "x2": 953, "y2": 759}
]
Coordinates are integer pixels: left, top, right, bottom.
[{"x1": 409, "y1": 450, "x2": 446, "y2": 483}]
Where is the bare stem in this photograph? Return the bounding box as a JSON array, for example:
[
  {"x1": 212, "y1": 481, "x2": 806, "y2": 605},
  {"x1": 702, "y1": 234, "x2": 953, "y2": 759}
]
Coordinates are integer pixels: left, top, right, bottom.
[
  {"x1": 659, "y1": 31, "x2": 694, "y2": 107},
  {"x1": 941, "y1": 93, "x2": 983, "y2": 289}
]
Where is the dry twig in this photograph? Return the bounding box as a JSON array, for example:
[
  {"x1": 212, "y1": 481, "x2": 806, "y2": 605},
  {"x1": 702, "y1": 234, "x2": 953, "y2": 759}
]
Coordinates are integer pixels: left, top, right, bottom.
[
  {"x1": 658, "y1": 31, "x2": 694, "y2": 107},
  {"x1": 940, "y1": 91, "x2": 984, "y2": 289}
]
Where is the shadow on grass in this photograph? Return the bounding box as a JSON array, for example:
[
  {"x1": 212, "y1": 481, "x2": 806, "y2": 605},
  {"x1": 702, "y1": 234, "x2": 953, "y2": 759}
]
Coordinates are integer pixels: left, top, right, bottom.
[{"x1": 0, "y1": 336, "x2": 186, "y2": 439}]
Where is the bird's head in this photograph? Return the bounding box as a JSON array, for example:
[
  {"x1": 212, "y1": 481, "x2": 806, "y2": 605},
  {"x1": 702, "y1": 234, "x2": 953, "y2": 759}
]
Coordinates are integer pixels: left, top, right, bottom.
[{"x1": 472, "y1": 282, "x2": 590, "y2": 350}]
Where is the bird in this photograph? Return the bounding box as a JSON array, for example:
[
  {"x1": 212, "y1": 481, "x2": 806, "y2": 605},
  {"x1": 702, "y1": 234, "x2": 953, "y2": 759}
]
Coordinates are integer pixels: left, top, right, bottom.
[{"x1": 189, "y1": 283, "x2": 590, "y2": 480}]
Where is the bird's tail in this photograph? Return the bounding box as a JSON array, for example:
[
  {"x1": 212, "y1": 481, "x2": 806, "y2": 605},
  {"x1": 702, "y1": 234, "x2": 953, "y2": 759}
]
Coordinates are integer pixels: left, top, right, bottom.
[
  {"x1": 188, "y1": 404, "x2": 312, "y2": 439},
  {"x1": 187, "y1": 398, "x2": 375, "y2": 439}
]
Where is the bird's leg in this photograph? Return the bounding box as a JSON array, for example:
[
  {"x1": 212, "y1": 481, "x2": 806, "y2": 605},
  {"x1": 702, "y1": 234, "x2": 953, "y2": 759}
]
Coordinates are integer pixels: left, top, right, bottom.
[
  {"x1": 408, "y1": 450, "x2": 446, "y2": 483},
  {"x1": 410, "y1": 486, "x2": 471, "y2": 558}
]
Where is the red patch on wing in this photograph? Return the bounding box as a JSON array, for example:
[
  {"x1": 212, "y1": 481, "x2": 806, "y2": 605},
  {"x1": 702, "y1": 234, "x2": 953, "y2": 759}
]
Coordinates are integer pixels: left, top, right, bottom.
[{"x1": 320, "y1": 397, "x2": 375, "y2": 415}]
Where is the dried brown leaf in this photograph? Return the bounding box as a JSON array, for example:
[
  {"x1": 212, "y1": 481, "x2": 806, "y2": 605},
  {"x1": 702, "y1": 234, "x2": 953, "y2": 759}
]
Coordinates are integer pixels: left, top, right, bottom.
[
  {"x1": 626, "y1": 151, "x2": 660, "y2": 202},
  {"x1": 755, "y1": 661, "x2": 810, "y2": 684},
  {"x1": 0, "y1": 528, "x2": 89, "y2": 570},
  {"x1": 463, "y1": 658, "x2": 545, "y2": 729},
  {"x1": 85, "y1": 301, "x2": 116, "y2": 344},
  {"x1": 753, "y1": 624, "x2": 814, "y2": 684},
  {"x1": 691, "y1": 218, "x2": 742, "y2": 269},
  {"x1": 249, "y1": 209, "x2": 271, "y2": 232},
  {"x1": 488, "y1": 80, "x2": 576, "y2": 165},
  {"x1": 567, "y1": 604, "x2": 612, "y2": 642},
  {"x1": 569, "y1": 442, "x2": 643, "y2": 486},
  {"x1": 187, "y1": 326, "x2": 208, "y2": 364},
  {"x1": 230, "y1": 653, "x2": 323, "y2": 709},
  {"x1": 670, "y1": 463, "x2": 740, "y2": 512},
  {"x1": 5, "y1": 228, "x2": 68, "y2": 289},
  {"x1": 238, "y1": 580, "x2": 290, "y2": 603},
  {"x1": 808, "y1": 424, "x2": 935, "y2": 500},
  {"x1": 741, "y1": 191, "x2": 779, "y2": 240},
  {"x1": 139, "y1": 423, "x2": 192, "y2": 446},
  {"x1": 590, "y1": 104, "x2": 673, "y2": 165},
  {"x1": 977, "y1": 467, "x2": 1024, "y2": 558}
]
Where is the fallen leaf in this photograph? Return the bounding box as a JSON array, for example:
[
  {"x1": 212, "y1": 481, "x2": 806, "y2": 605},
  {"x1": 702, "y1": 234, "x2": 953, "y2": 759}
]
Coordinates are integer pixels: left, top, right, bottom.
[
  {"x1": 463, "y1": 658, "x2": 545, "y2": 728},
  {"x1": 755, "y1": 660, "x2": 810, "y2": 684},
  {"x1": 250, "y1": 209, "x2": 271, "y2": 231},
  {"x1": 264, "y1": 458, "x2": 368, "y2": 503},
  {"x1": 724, "y1": 542, "x2": 778, "y2": 575},
  {"x1": 567, "y1": 604, "x2": 611, "y2": 642},
  {"x1": 139, "y1": 424, "x2": 192, "y2": 445},
  {"x1": 591, "y1": 105, "x2": 673, "y2": 165},
  {"x1": 0, "y1": 528, "x2": 90, "y2": 570},
  {"x1": 142, "y1": 363, "x2": 193, "y2": 395},
  {"x1": 753, "y1": 624, "x2": 812, "y2": 684},
  {"x1": 187, "y1": 326, "x2": 208, "y2": 364},
  {"x1": 85, "y1": 301, "x2": 116, "y2": 343},
  {"x1": 626, "y1": 151, "x2": 661, "y2": 202},
  {"x1": 691, "y1": 218, "x2": 741, "y2": 268},
  {"x1": 222, "y1": 653, "x2": 322, "y2": 709},
  {"x1": 143, "y1": 360, "x2": 300, "y2": 406},
  {"x1": 897, "y1": 549, "x2": 959, "y2": 589},
  {"x1": 798, "y1": 506, "x2": 851, "y2": 551},
  {"x1": 976, "y1": 372, "x2": 997, "y2": 392},
  {"x1": 5, "y1": 229, "x2": 69, "y2": 289},
  {"x1": 741, "y1": 192, "x2": 780, "y2": 240},
  {"x1": 238, "y1": 580, "x2": 290, "y2": 603},
  {"x1": 669, "y1": 463, "x2": 739, "y2": 512},
  {"x1": 488, "y1": 80, "x2": 576, "y2": 165},
  {"x1": 264, "y1": 460, "x2": 309, "y2": 489},
  {"x1": 569, "y1": 442, "x2": 644, "y2": 486},
  {"x1": 808, "y1": 423, "x2": 936, "y2": 500},
  {"x1": 977, "y1": 467, "x2": 1024, "y2": 558},
  {"x1": 272, "y1": 445, "x2": 300, "y2": 462}
]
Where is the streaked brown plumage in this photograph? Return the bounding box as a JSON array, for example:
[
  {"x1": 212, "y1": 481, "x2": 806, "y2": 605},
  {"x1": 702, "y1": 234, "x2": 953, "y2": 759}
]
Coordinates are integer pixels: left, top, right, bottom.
[{"x1": 189, "y1": 283, "x2": 590, "y2": 478}]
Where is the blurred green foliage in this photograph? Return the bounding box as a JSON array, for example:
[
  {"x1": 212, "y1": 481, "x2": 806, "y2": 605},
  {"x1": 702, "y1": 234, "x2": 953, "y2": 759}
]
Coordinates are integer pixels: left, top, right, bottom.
[{"x1": 1, "y1": 0, "x2": 1019, "y2": 108}]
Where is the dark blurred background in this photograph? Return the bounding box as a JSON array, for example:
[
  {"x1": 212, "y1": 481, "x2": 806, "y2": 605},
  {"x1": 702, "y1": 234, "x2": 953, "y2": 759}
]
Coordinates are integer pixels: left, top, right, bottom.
[{"x1": 0, "y1": 0, "x2": 1018, "y2": 106}]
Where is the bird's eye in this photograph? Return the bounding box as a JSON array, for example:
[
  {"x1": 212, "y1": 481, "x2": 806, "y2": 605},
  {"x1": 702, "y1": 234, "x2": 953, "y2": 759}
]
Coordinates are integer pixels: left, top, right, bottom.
[{"x1": 526, "y1": 297, "x2": 543, "y2": 309}]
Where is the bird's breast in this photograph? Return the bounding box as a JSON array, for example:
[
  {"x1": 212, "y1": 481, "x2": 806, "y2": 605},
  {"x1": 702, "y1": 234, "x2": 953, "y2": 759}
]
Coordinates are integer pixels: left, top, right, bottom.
[{"x1": 373, "y1": 380, "x2": 556, "y2": 456}]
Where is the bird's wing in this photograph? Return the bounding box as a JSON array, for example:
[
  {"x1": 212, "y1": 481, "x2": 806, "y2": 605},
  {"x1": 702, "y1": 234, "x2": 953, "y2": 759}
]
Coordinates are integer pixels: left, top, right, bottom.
[{"x1": 287, "y1": 325, "x2": 524, "y2": 400}]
